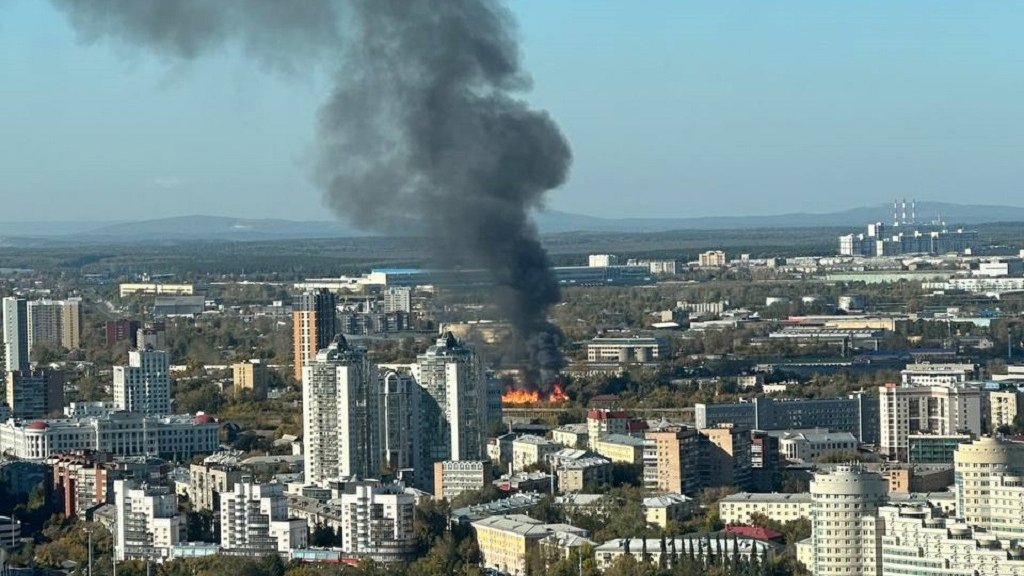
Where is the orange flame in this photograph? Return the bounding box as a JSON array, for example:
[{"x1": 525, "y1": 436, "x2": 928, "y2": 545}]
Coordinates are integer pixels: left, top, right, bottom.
[
  {"x1": 501, "y1": 382, "x2": 569, "y2": 405},
  {"x1": 550, "y1": 382, "x2": 569, "y2": 402}
]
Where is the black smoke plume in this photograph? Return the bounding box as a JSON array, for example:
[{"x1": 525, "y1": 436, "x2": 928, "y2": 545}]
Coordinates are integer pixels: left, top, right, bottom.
[{"x1": 50, "y1": 0, "x2": 571, "y2": 384}]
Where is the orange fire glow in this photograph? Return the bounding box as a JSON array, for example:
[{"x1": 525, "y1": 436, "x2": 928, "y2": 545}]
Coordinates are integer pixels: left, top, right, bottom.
[{"x1": 501, "y1": 382, "x2": 569, "y2": 405}]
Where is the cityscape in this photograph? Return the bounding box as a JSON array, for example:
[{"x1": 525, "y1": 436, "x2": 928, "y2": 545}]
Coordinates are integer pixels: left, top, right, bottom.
[{"x1": 3, "y1": 2, "x2": 1024, "y2": 576}]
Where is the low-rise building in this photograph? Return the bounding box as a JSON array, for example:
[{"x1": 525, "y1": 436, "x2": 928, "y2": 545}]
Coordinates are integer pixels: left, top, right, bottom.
[
  {"x1": 586, "y1": 336, "x2": 666, "y2": 364},
  {"x1": 593, "y1": 433, "x2": 646, "y2": 465},
  {"x1": 0, "y1": 411, "x2": 220, "y2": 460},
  {"x1": 433, "y1": 460, "x2": 491, "y2": 501},
  {"x1": 643, "y1": 493, "x2": 695, "y2": 528},
  {"x1": 551, "y1": 423, "x2": 589, "y2": 449},
  {"x1": 472, "y1": 514, "x2": 587, "y2": 576},
  {"x1": 594, "y1": 534, "x2": 778, "y2": 570},
  {"x1": 777, "y1": 430, "x2": 858, "y2": 462},
  {"x1": 883, "y1": 464, "x2": 954, "y2": 493},
  {"x1": 494, "y1": 471, "x2": 555, "y2": 494},
  {"x1": 451, "y1": 492, "x2": 544, "y2": 525},
  {"x1": 511, "y1": 435, "x2": 561, "y2": 473},
  {"x1": 719, "y1": 492, "x2": 813, "y2": 526},
  {"x1": 554, "y1": 456, "x2": 612, "y2": 492}
]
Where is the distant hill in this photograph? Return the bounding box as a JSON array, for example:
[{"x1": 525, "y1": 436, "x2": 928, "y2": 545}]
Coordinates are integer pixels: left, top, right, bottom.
[
  {"x1": 533, "y1": 201, "x2": 1024, "y2": 233},
  {"x1": 1, "y1": 201, "x2": 1022, "y2": 244}
]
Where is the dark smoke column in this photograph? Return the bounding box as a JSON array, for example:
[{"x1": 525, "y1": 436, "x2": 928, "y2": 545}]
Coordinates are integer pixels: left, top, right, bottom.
[
  {"x1": 318, "y1": 1, "x2": 572, "y2": 381},
  {"x1": 50, "y1": 0, "x2": 571, "y2": 380}
]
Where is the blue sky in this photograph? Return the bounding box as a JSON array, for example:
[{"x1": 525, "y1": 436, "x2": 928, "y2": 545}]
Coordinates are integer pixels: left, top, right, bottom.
[{"x1": 1, "y1": 1, "x2": 1022, "y2": 222}]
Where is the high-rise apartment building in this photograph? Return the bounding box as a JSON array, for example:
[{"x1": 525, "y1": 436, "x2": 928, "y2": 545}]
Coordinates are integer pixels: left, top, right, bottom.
[
  {"x1": 988, "y1": 389, "x2": 1024, "y2": 433},
  {"x1": 189, "y1": 454, "x2": 244, "y2": 513},
  {"x1": 2, "y1": 297, "x2": 29, "y2": 373},
  {"x1": 414, "y1": 332, "x2": 486, "y2": 493},
  {"x1": 47, "y1": 450, "x2": 119, "y2": 518},
  {"x1": 113, "y1": 479, "x2": 182, "y2": 561},
  {"x1": 220, "y1": 481, "x2": 307, "y2": 555},
  {"x1": 643, "y1": 424, "x2": 701, "y2": 495},
  {"x1": 105, "y1": 319, "x2": 141, "y2": 347},
  {"x1": 382, "y1": 287, "x2": 412, "y2": 314},
  {"x1": 232, "y1": 359, "x2": 269, "y2": 400},
  {"x1": 879, "y1": 382, "x2": 982, "y2": 460},
  {"x1": 292, "y1": 289, "x2": 337, "y2": 382},
  {"x1": 379, "y1": 368, "x2": 421, "y2": 475},
  {"x1": 953, "y1": 436, "x2": 1024, "y2": 537},
  {"x1": 113, "y1": 348, "x2": 171, "y2": 416},
  {"x1": 26, "y1": 298, "x2": 81, "y2": 351},
  {"x1": 700, "y1": 424, "x2": 752, "y2": 490},
  {"x1": 302, "y1": 336, "x2": 380, "y2": 485},
  {"x1": 808, "y1": 465, "x2": 887, "y2": 576},
  {"x1": 136, "y1": 322, "x2": 166, "y2": 350},
  {"x1": 5, "y1": 369, "x2": 64, "y2": 419},
  {"x1": 338, "y1": 481, "x2": 418, "y2": 562}
]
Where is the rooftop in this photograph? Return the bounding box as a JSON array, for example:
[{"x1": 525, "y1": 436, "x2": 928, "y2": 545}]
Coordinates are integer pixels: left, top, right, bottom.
[{"x1": 720, "y1": 492, "x2": 813, "y2": 504}]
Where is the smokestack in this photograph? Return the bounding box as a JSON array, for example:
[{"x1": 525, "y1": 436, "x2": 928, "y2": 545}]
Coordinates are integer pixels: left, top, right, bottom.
[{"x1": 51, "y1": 0, "x2": 571, "y2": 382}]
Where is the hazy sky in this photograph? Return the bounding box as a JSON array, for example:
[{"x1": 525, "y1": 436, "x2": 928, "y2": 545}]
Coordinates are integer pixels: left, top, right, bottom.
[{"x1": 1, "y1": 1, "x2": 1022, "y2": 222}]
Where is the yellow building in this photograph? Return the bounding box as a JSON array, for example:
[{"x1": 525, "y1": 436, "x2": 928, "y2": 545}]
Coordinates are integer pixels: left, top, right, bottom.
[
  {"x1": 719, "y1": 492, "x2": 812, "y2": 526},
  {"x1": 989, "y1": 389, "x2": 1024, "y2": 432},
  {"x1": 472, "y1": 514, "x2": 587, "y2": 576},
  {"x1": 118, "y1": 283, "x2": 194, "y2": 297},
  {"x1": 232, "y1": 360, "x2": 269, "y2": 400},
  {"x1": 592, "y1": 434, "x2": 645, "y2": 464},
  {"x1": 643, "y1": 493, "x2": 695, "y2": 528}
]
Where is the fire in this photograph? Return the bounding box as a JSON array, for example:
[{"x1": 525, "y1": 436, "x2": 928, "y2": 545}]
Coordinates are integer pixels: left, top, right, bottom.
[
  {"x1": 501, "y1": 388, "x2": 541, "y2": 405},
  {"x1": 550, "y1": 382, "x2": 569, "y2": 402},
  {"x1": 501, "y1": 382, "x2": 569, "y2": 405}
]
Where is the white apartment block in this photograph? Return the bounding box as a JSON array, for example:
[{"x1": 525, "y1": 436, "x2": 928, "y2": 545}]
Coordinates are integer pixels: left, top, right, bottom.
[
  {"x1": 586, "y1": 336, "x2": 665, "y2": 364},
  {"x1": 433, "y1": 460, "x2": 490, "y2": 501},
  {"x1": 339, "y1": 481, "x2": 418, "y2": 562},
  {"x1": 808, "y1": 465, "x2": 887, "y2": 576},
  {"x1": 382, "y1": 287, "x2": 412, "y2": 314},
  {"x1": 900, "y1": 363, "x2": 977, "y2": 386},
  {"x1": 801, "y1": 440, "x2": 1024, "y2": 576},
  {"x1": 878, "y1": 504, "x2": 1024, "y2": 576},
  {"x1": 879, "y1": 382, "x2": 982, "y2": 461},
  {"x1": 220, "y1": 481, "x2": 307, "y2": 555},
  {"x1": 719, "y1": 492, "x2": 812, "y2": 526},
  {"x1": 114, "y1": 479, "x2": 182, "y2": 561},
  {"x1": 302, "y1": 337, "x2": 380, "y2": 486},
  {"x1": 0, "y1": 412, "x2": 219, "y2": 460},
  {"x1": 114, "y1": 348, "x2": 171, "y2": 416},
  {"x1": 778, "y1": 431, "x2": 858, "y2": 462},
  {"x1": 588, "y1": 254, "x2": 619, "y2": 267},
  {"x1": 414, "y1": 333, "x2": 487, "y2": 493}
]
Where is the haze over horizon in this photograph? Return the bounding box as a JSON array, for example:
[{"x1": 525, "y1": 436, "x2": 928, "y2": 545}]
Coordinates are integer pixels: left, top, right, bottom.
[{"x1": 2, "y1": 0, "x2": 1023, "y2": 222}]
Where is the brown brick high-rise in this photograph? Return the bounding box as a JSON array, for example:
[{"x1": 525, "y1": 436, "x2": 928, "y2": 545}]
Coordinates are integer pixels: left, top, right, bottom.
[{"x1": 292, "y1": 289, "x2": 337, "y2": 382}]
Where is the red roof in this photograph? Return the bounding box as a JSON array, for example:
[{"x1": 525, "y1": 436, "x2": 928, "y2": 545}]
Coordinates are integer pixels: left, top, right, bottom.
[
  {"x1": 587, "y1": 408, "x2": 627, "y2": 420},
  {"x1": 725, "y1": 524, "x2": 783, "y2": 541},
  {"x1": 26, "y1": 420, "x2": 49, "y2": 430},
  {"x1": 626, "y1": 419, "x2": 649, "y2": 432}
]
